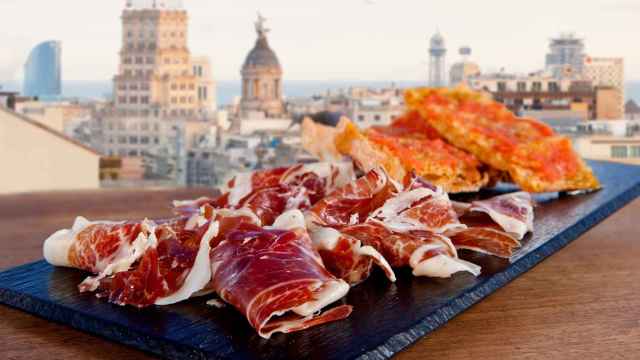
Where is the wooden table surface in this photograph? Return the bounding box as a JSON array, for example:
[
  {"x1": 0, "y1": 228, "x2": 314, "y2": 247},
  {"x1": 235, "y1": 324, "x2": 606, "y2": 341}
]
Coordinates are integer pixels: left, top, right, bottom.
[{"x1": 0, "y1": 189, "x2": 638, "y2": 360}]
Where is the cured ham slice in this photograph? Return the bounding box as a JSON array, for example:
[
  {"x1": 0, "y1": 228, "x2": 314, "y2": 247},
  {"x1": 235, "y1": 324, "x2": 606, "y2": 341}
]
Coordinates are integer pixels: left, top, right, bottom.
[
  {"x1": 43, "y1": 209, "x2": 260, "y2": 308},
  {"x1": 450, "y1": 228, "x2": 521, "y2": 259},
  {"x1": 210, "y1": 210, "x2": 352, "y2": 339},
  {"x1": 368, "y1": 176, "x2": 465, "y2": 235},
  {"x1": 44, "y1": 217, "x2": 157, "y2": 275},
  {"x1": 467, "y1": 192, "x2": 534, "y2": 240},
  {"x1": 448, "y1": 192, "x2": 534, "y2": 258},
  {"x1": 311, "y1": 227, "x2": 396, "y2": 284},
  {"x1": 175, "y1": 162, "x2": 355, "y2": 226},
  {"x1": 307, "y1": 167, "x2": 400, "y2": 230},
  {"x1": 341, "y1": 223, "x2": 480, "y2": 278}
]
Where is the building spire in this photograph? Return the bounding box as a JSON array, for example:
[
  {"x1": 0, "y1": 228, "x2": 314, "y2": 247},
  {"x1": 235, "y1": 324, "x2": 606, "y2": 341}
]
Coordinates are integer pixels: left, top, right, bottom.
[{"x1": 255, "y1": 12, "x2": 270, "y2": 38}]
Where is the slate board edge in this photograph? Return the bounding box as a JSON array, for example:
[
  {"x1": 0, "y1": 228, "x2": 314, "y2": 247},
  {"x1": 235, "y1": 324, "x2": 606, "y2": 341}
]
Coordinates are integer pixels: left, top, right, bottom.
[
  {"x1": 356, "y1": 182, "x2": 640, "y2": 360},
  {"x1": 0, "y1": 281, "x2": 211, "y2": 360}
]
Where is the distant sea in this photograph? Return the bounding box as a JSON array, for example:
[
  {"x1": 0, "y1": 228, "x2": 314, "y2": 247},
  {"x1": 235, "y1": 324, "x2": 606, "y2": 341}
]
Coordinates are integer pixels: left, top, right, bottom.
[{"x1": 2, "y1": 79, "x2": 640, "y2": 105}]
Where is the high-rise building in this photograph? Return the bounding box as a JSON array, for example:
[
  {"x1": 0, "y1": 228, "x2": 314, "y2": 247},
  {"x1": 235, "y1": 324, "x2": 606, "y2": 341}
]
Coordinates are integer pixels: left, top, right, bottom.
[
  {"x1": 545, "y1": 33, "x2": 586, "y2": 78},
  {"x1": 114, "y1": 0, "x2": 210, "y2": 118},
  {"x1": 95, "y1": 0, "x2": 216, "y2": 176},
  {"x1": 23, "y1": 41, "x2": 62, "y2": 99},
  {"x1": 239, "y1": 13, "x2": 284, "y2": 117},
  {"x1": 583, "y1": 57, "x2": 625, "y2": 119},
  {"x1": 428, "y1": 31, "x2": 447, "y2": 88},
  {"x1": 449, "y1": 46, "x2": 480, "y2": 87}
]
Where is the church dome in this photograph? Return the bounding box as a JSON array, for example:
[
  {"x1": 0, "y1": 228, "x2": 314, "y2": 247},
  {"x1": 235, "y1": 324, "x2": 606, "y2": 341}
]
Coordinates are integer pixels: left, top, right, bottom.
[{"x1": 243, "y1": 36, "x2": 281, "y2": 70}]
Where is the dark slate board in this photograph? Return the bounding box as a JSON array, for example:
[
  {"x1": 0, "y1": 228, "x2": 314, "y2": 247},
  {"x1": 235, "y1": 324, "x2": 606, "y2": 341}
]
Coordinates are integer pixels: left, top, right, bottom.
[{"x1": 1, "y1": 161, "x2": 640, "y2": 360}]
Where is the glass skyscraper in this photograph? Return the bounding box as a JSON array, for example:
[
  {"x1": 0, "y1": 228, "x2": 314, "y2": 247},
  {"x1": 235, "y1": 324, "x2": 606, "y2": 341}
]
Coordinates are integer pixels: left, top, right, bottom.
[{"x1": 23, "y1": 41, "x2": 62, "y2": 99}]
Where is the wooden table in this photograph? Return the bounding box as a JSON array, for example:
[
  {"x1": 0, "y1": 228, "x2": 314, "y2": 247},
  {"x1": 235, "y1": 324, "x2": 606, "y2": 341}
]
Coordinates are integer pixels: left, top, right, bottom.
[{"x1": 1, "y1": 189, "x2": 638, "y2": 360}]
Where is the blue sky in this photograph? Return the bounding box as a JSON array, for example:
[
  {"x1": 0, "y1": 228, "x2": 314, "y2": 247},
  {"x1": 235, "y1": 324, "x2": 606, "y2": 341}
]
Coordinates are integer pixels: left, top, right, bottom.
[{"x1": 0, "y1": 0, "x2": 638, "y2": 82}]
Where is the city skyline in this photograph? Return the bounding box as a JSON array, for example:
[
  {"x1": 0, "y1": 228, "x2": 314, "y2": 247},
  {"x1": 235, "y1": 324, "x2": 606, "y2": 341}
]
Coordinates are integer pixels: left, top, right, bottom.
[{"x1": 0, "y1": 0, "x2": 638, "y2": 83}]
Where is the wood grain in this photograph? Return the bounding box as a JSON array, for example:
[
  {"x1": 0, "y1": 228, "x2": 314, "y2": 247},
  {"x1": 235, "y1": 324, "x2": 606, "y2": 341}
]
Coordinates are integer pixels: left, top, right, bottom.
[{"x1": 0, "y1": 189, "x2": 638, "y2": 360}]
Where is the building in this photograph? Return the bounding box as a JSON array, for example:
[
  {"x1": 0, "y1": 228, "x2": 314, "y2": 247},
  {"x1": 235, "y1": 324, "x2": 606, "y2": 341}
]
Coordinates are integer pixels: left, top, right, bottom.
[
  {"x1": 449, "y1": 46, "x2": 481, "y2": 87},
  {"x1": 239, "y1": 13, "x2": 285, "y2": 118},
  {"x1": 583, "y1": 57, "x2": 624, "y2": 119},
  {"x1": 469, "y1": 73, "x2": 596, "y2": 121},
  {"x1": 23, "y1": 41, "x2": 62, "y2": 99},
  {"x1": 0, "y1": 106, "x2": 100, "y2": 194},
  {"x1": 626, "y1": 100, "x2": 640, "y2": 120},
  {"x1": 15, "y1": 100, "x2": 92, "y2": 134},
  {"x1": 349, "y1": 98, "x2": 403, "y2": 128},
  {"x1": 545, "y1": 33, "x2": 586, "y2": 78},
  {"x1": 574, "y1": 120, "x2": 640, "y2": 165},
  {"x1": 192, "y1": 56, "x2": 216, "y2": 116},
  {"x1": 428, "y1": 31, "x2": 447, "y2": 87},
  {"x1": 95, "y1": 0, "x2": 217, "y2": 181},
  {"x1": 113, "y1": 0, "x2": 213, "y2": 119}
]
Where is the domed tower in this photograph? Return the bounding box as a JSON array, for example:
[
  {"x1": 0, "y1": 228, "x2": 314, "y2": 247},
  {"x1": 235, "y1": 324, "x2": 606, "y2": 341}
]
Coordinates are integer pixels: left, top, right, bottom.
[
  {"x1": 428, "y1": 31, "x2": 447, "y2": 88},
  {"x1": 239, "y1": 13, "x2": 284, "y2": 117}
]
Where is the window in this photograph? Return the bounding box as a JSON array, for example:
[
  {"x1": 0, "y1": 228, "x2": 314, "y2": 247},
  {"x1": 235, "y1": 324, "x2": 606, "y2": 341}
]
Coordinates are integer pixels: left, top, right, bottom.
[
  {"x1": 118, "y1": 149, "x2": 127, "y2": 157},
  {"x1": 146, "y1": 57, "x2": 155, "y2": 64},
  {"x1": 171, "y1": 97, "x2": 177, "y2": 104},
  {"x1": 532, "y1": 82, "x2": 542, "y2": 92},
  {"x1": 118, "y1": 136, "x2": 127, "y2": 144},
  {"x1": 611, "y1": 146, "x2": 628, "y2": 158},
  {"x1": 549, "y1": 82, "x2": 560, "y2": 92},
  {"x1": 374, "y1": 115, "x2": 381, "y2": 122},
  {"x1": 154, "y1": 123, "x2": 160, "y2": 131},
  {"x1": 108, "y1": 137, "x2": 114, "y2": 144},
  {"x1": 357, "y1": 115, "x2": 365, "y2": 122},
  {"x1": 497, "y1": 82, "x2": 507, "y2": 92},
  {"x1": 135, "y1": 57, "x2": 144, "y2": 64},
  {"x1": 631, "y1": 146, "x2": 640, "y2": 158},
  {"x1": 129, "y1": 83, "x2": 138, "y2": 90},
  {"x1": 171, "y1": 84, "x2": 178, "y2": 91},
  {"x1": 180, "y1": 84, "x2": 186, "y2": 90},
  {"x1": 141, "y1": 136, "x2": 150, "y2": 144},
  {"x1": 129, "y1": 96, "x2": 138, "y2": 104},
  {"x1": 129, "y1": 136, "x2": 139, "y2": 144},
  {"x1": 118, "y1": 96, "x2": 127, "y2": 104},
  {"x1": 129, "y1": 150, "x2": 138, "y2": 157},
  {"x1": 141, "y1": 96, "x2": 149, "y2": 104},
  {"x1": 124, "y1": 69, "x2": 132, "y2": 76},
  {"x1": 203, "y1": 86, "x2": 208, "y2": 100},
  {"x1": 141, "y1": 83, "x2": 150, "y2": 91},
  {"x1": 123, "y1": 57, "x2": 132, "y2": 65},
  {"x1": 180, "y1": 97, "x2": 186, "y2": 104},
  {"x1": 517, "y1": 82, "x2": 526, "y2": 92},
  {"x1": 154, "y1": 137, "x2": 160, "y2": 144}
]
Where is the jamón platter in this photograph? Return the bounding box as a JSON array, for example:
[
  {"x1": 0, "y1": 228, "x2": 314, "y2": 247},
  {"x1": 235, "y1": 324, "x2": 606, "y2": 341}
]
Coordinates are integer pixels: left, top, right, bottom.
[{"x1": 1, "y1": 160, "x2": 639, "y2": 360}]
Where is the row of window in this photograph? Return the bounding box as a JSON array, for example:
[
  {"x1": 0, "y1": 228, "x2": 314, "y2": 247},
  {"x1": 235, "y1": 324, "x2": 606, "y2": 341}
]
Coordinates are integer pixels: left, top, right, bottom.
[
  {"x1": 171, "y1": 83, "x2": 195, "y2": 91},
  {"x1": 118, "y1": 96, "x2": 150, "y2": 105},
  {"x1": 496, "y1": 81, "x2": 561, "y2": 93},
  {"x1": 107, "y1": 149, "x2": 148, "y2": 157},
  {"x1": 170, "y1": 96, "x2": 195, "y2": 104},
  {"x1": 126, "y1": 30, "x2": 184, "y2": 39},
  {"x1": 107, "y1": 108, "x2": 206, "y2": 118},
  {"x1": 109, "y1": 136, "x2": 160, "y2": 145},
  {"x1": 123, "y1": 56, "x2": 155, "y2": 65},
  {"x1": 107, "y1": 122, "x2": 160, "y2": 132},
  {"x1": 611, "y1": 145, "x2": 640, "y2": 159},
  {"x1": 118, "y1": 82, "x2": 151, "y2": 91}
]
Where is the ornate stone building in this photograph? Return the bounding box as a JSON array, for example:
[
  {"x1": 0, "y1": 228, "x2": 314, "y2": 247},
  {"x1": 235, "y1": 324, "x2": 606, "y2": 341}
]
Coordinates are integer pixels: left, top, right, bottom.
[
  {"x1": 239, "y1": 14, "x2": 284, "y2": 117},
  {"x1": 95, "y1": 0, "x2": 216, "y2": 162}
]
